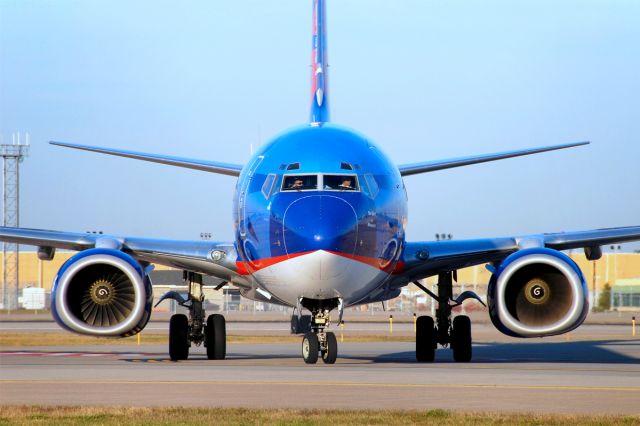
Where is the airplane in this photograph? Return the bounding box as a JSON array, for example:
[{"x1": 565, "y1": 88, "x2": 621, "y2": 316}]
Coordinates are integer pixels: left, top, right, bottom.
[{"x1": 1, "y1": 0, "x2": 639, "y2": 364}]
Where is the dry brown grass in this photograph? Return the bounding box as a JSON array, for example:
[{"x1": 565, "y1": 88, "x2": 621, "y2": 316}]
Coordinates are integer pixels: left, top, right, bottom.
[
  {"x1": 0, "y1": 332, "x2": 167, "y2": 347},
  {"x1": 0, "y1": 332, "x2": 413, "y2": 347},
  {"x1": 0, "y1": 406, "x2": 637, "y2": 425}
]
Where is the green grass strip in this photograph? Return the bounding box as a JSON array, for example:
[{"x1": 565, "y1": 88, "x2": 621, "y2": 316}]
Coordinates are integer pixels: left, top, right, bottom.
[{"x1": 0, "y1": 406, "x2": 638, "y2": 426}]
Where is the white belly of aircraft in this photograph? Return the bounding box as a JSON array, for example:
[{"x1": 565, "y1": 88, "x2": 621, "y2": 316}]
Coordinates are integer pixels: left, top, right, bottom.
[{"x1": 253, "y1": 250, "x2": 388, "y2": 306}]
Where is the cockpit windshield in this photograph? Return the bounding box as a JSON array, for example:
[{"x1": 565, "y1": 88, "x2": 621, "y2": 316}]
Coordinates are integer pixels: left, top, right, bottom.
[
  {"x1": 282, "y1": 175, "x2": 318, "y2": 191},
  {"x1": 323, "y1": 175, "x2": 359, "y2": 191},
  {"x1": 280, "y1": 174, "x2": 360, "y2": 192}
]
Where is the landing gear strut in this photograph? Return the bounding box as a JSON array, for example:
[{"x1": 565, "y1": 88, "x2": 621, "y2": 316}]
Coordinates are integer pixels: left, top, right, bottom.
[
  {"x1": 413, "y1": 272, "x2": 484, "y2": 362},
  {"x1": 157, "y1": 272, "x2": 227, "y2": 361},
  {"x1": 298, "y1": 298, "x2": 341, "y2": 364}
]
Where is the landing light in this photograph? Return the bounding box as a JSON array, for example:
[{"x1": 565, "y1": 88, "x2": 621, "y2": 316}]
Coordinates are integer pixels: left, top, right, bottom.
[
  {"x1": 209, "y1": 250, "x2": 226, "y2": 262},
  {"x1": 416, "y1": 250, "x2": 430, "y2": 260},
  {"x1": 314, "y1": 235, "x2": 322, "y2": 241}
]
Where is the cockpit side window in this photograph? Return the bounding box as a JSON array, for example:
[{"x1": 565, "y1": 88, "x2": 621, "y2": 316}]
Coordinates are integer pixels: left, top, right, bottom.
[
  {"x1": 323, "y1": 175, "x2": 359, "y2": 191},
  {"x1": 286, "y1": 162, "x2": 301, "y2": 170},
  {"x1": 282, "y1": 175, "x2": 318, "y2": 191},
  {"x1": 261, "y1": 173, "x2": 276, "y2": 199},
  {"x1": 340, "y1": 162, "x2": 353, "y2": 170},
  {"x1": 364, "y1": 174, "x2": 379, "y2": 198}
]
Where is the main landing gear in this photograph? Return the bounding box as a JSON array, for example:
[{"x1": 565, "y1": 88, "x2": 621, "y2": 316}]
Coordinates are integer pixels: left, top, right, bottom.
[
  {"x1": 293, "y1": 298, "x2": 341, "y2": 364},
  {"x1": 156, "y1": 272, "x2": 227, "y2": 361},
  {"x1": 413, "y1": 271, "x2": 484, "y2": 362}
]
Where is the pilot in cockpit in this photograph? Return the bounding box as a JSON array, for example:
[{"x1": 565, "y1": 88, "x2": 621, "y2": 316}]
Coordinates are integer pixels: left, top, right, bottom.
[
  {"x1": 338, "y1": 177, "x2": 354, "y2": 190},
  {"x1": 289, "y1": 178, "x2": 304, "y2": 190}
]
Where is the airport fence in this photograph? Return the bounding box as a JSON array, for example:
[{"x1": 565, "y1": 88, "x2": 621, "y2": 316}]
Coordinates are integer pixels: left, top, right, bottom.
[{"x1": 1, "y1": 284, "x2": 490, "y2": 316}]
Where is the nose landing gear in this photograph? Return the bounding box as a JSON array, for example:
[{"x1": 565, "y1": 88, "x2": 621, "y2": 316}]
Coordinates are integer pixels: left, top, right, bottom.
[
  {"x1": 297, "y1": 299, "x2": 341, "y2": 364},
  {"x1": 302, "y1": 328, "x2": 338, "y2": 364}
]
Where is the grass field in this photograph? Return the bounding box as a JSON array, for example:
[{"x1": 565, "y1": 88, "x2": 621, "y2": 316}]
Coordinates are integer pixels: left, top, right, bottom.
[
  {"x1": 0, "y1": 332, "x2": 413, "y2": 347},
  {"x1": 1, "y1": 406, "x2": 638, "y2": 425}
]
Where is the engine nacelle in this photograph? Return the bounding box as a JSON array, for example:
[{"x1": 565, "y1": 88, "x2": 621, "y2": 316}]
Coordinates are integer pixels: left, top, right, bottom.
[
  {"x1": 487, "y1": 248, "x2": 588, "y2": 338},
  {"x1": 52, "y1": 248, "x2": 153, "y2": 337}
]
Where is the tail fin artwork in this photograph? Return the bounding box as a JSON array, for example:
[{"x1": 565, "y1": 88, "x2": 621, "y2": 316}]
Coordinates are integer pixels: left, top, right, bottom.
[{"x1": 310, "y1": 0, "x2": 330, "y2": 124}]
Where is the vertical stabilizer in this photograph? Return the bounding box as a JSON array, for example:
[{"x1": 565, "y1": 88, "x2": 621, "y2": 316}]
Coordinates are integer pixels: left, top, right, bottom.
[{"x1": 310, "y1": 0, "x2": 330, "y2": 124}]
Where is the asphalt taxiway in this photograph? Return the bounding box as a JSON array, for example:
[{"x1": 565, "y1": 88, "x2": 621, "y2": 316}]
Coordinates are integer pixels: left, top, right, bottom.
[{"x1": 1, "y1": 323, "x2": 639, "y2": 414}]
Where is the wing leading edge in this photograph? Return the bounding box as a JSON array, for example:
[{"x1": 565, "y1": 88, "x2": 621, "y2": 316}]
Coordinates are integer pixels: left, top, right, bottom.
[
  {"x1": 50, "y1": 141, "x2": 243, "y2": 177},
  {"x1": 396, "y1": 226, "x2": 640, "y2": 285},
  {"x1": 398, "y1": 141, "x2": 589, "y2": 176},
  {"x1": 0, "y1": 227, "x2": 243, "y2": 284}
]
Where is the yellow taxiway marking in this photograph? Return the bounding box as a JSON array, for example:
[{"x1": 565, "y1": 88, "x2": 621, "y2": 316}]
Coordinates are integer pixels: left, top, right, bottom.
[
  {"x1": 122, "y1": 359, "x2": 640, "y2": 374},
  {"x1": 2, "y1": 380, "x2": 638, "y2": 393},
  {"x1": 5, "y1": 359, "x2": 639, "y2": 375},
  {"x1": 411, "y1": 364, "x2": 640, "y2": 374}
]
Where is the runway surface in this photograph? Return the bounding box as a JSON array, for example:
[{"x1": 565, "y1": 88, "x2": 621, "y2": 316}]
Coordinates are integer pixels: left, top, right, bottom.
[
  {"x1": 2, "y1": 324, "x2": 639, "y2": 414},
  {"x1": 1, "y1": 320, "x2": 635, "y2": 339}
]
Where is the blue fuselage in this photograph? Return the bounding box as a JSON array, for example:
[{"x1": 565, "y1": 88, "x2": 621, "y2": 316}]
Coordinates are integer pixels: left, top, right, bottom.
[{"x1": 233, "y1": 124, "x2": 408, "y2": 306}]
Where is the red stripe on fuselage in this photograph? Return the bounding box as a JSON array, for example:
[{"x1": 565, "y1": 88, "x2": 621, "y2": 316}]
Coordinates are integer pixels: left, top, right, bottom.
[
  {"x1": 235, "y1": 250, "x2": 405, "y2": 276},
  {"x1": 236, "y1": 251, "x2": 313, "y2": 275}
]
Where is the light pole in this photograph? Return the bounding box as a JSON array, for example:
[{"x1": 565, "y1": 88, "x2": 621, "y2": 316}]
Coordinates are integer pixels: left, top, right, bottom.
[
  {"x1": 591, "y1": 259, "x2": 597, "y2": 312},
  {"x1": 610, "y1": 245, "x2": 621, "y2": 286},
  {"x1": 433, "y1": 233, "x2": 454, "y2": 315},
  {"x1": 610, "y1": 245, "x2": 621, "y2": 310}
]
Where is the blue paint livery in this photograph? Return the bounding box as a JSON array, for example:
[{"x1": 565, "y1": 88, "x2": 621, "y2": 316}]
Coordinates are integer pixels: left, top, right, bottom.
[
  {"x1": 1, "y1": 0, "x2": 636, "y2": 344},
  {"x1": 234, "y1": 124, "x2": 407, "y2": 283},
  {"x1": 310, "y1": 0, "x2": 330, "y2": 123}
]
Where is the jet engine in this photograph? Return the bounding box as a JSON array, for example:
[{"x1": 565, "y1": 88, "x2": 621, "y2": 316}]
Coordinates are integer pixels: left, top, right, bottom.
[
  {"x1": 51, "y1": 248, "x2": 153, "y2": 337},
  {"x1": 487, "y1": 248, "x2": 588, "y2": 338}
]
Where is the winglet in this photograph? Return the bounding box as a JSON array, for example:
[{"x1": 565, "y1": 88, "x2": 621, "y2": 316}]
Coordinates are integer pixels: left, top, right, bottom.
[{"x1": 310, "y1": 0, "x2": 330, "y2": 125}]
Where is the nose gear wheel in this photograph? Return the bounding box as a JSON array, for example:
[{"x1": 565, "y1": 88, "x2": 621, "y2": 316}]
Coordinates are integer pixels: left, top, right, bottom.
[
  {"x1": 321, "y1": 332, "x2": 338, "y2": 364},
  {"x1": 302, "y1": 332, "x2": 320, "y2": 364},
  {"x1": 298, "y1": 300, "x2": 341, "y2": 365}
]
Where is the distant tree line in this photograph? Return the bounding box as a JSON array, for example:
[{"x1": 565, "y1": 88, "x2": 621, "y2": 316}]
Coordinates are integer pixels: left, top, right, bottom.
[{"x1": 594, "y1": 283, "x2": 612, "y2": 312}]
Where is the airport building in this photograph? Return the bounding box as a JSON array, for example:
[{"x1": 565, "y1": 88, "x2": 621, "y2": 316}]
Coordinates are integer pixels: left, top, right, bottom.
[{"x1": 2, "y1": 251, "x2": 639, "y2": 312}]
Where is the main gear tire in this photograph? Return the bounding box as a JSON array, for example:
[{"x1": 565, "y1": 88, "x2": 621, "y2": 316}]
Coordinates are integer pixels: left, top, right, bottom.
[
  {"x1": 416, "y1": 315, "x2": 436, "y2": 362},
  {"x1": 451, "y1": 315, "x2": 472, "y2": 362},
  {"x1": 205, "y1": 314, "x2": 227, "y2": 360},
  {"x1": 169, "y1": 314, "x2": 189, "y2": 361}
]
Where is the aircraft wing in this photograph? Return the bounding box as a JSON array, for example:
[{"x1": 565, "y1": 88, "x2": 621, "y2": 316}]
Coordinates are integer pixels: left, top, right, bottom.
[
  {"x1": 0, "y1": 227, "x2": 241, "y2": 283},
  {"x1": 50, "y1": 141, "x2": 243, "y2": 177},
  {"x1": 398, "y1": 141, "x2": 588, "y2": 176},
  {"x1": 395, "y1": 226, "x2": 640, "y2": 284}
]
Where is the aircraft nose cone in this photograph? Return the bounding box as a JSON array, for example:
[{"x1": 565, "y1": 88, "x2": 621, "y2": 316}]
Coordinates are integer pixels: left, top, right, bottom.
[{"x1": 283, "y1": 195, "x2": 358, "y2": 256}]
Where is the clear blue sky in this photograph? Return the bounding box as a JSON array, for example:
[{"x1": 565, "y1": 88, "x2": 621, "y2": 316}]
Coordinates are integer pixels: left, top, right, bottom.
[{"x1": 1, "y1": 0, "x2": 639, "y2": 251}]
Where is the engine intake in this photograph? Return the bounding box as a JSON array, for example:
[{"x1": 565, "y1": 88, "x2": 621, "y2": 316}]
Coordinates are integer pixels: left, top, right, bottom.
[
  {"x1": 52, "y1": 248, "x2": 152, "y2": 337},
  {"x1": 487, "y1": 248, "x2": 588, "y2": 337}
]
